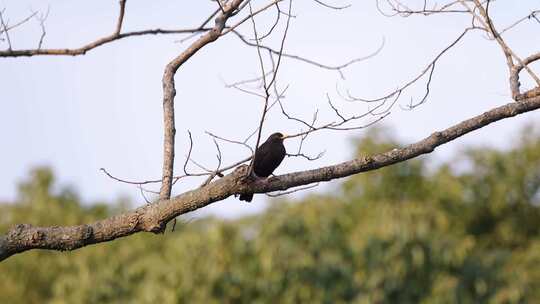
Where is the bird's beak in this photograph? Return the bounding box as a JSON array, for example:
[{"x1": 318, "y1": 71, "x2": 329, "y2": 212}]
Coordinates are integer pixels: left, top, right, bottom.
[{"x1": 281, "y1": 134, "x2": 289, "y2": 139}]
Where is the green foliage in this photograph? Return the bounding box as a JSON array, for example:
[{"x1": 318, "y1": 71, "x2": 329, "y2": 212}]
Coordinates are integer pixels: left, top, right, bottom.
[{"x1": 2, "y1": 125, "x2": 540, "y2": 303}]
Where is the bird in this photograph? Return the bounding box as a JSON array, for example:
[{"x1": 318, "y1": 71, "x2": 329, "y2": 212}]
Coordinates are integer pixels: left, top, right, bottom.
[{"x1": 239, "y1": 132, "x2": 287, "y2": 202}]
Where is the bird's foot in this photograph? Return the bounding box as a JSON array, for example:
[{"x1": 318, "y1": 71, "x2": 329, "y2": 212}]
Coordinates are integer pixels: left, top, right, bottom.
[{"x1": 241, "y1": 169, "x2": 262, "y2": 183}]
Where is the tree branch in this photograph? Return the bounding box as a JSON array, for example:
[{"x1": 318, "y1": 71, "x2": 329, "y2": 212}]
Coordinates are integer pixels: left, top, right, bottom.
[
  {"x1": 0, "y1": 0, "x2": 217, "y2": 58},
  {"x1": 159, "y1": 0, "x2": 245, "y2": 200},
  {"x1": 0, "y1": 28, "x2": 216, "y2": 57},
  {"x1": 2, "y1": 95, "x2": 540, "y2": 262}
]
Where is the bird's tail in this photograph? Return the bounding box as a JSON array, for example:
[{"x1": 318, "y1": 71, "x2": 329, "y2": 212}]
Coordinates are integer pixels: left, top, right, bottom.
[{"x1": 239, "y1": 193, "x2": 253, "y2": 202}]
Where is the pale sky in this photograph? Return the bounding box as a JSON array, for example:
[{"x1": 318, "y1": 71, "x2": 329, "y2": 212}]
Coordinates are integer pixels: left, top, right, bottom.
[{"x1": 1, "y1": 0, "x2": 539, "y2": 219}]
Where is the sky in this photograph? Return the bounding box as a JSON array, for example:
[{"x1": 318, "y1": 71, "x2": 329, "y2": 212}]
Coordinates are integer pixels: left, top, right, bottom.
[{"x1": 1, "y1": 0, "x2": 539, "y2": 219}]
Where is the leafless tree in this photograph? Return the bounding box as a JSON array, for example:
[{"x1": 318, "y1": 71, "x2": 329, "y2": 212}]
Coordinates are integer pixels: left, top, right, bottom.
[{"x1": 1, "y1": 0, "x2": 539, "y2": 261}]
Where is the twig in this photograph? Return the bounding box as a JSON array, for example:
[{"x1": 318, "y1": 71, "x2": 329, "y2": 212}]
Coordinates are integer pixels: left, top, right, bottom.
[
  {"x1": 183, "y1": 131, "x2": 194, "y2": 176},
  {"x1": 100, "y1": 168, "x2": 161, "y2": 185},
  {"x1": 287, "y1": 151, "x2": 325, "y2": 161},
  {"x1": 499, "y1": 10, "x2": 540, "y2": 36},
  {"x1": 376, "y1": 0, "x2": 467, "y2": 16},
  {"x1": 465, "y1": 0, "x2": 540, "y2": 98},
  {"x1": 138, "y1": 185, "x2": 153, "y2": 204},
  {"x1": 0, "y1": 11, "x2": 37, "y2": 34},
  {"x1": 216, "y1": 0, "x2": 226, "y2": 13},
  {"x1": 327, "y1": 93, "x2": 346, "y2": 122},
  {"x1": 345, "y1": 27, "x2": 472, "y2": 105},
  {"x1": 257, "y1": 3, "x2": 281, "y2": 41},
  {"x1": 224, "y1": 71, "x2": 273, "y2": 88},
  {"x1": 231, "y1": 30, "x2": 385, "y2": 78},
  {"x1": 0, "y1": 9, "x2": 13, "y2": 50},
  {"x1": 206, "y1": 131, "x2": 254, "y2": 153},
  {"x1": 33, "y1": 7, "x2": 50, "y2": 50},
  {"x1": 115, "y1": 0, "x2": 127, "y2": 35},
  {"x1": 247, "y1": 1, "x2": 272, "y2": 175},
  {"x1": 312, "y1": 0, "x2": 351, "y2": 10},
  {"x1": 222, "y1": 0, "x2": 284, "y2": 36},
  {"x1": 266, "y1": 183, "x2": 320, "y2": 197}
]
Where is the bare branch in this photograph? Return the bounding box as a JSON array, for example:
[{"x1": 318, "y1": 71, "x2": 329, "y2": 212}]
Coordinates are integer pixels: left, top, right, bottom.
[
  {"x1": 257, "y1": 3, "x2": 281, "y2": 41},
  {"x1": 267, "y1": 1, "x2": 291, "y2": 89},
  {"x1": 159, "y1": 0, "x2": 246, "y2": 201},
  {"x1": 182, "y1": 131, "x2": 194, "y2": 176},
  {"x1": 327, "y1": 93, "x2": 347, "y2": 122},
  {"x1": 345, "y1": 27, "x2": 472, "y2": 105},
  {"x1": 224, "y1": 71, "x2": 273, "y2": 88},
  {"x1": 232, "y1": 30, "x2": 385, "y2": 78},
  {"x1": 0, "y1": 9, "x2": 13, "y2": 51},
  {"x1": 287, "y1": 151, "x2": 325, "y2": 161},
  {"x1": 175, "y1": 8, "x2": 222, "y2": 44},
  {"x1": 278, "y1": 99, "x2": 318, "y2": 130},
  {"x1": 100, "y1": 168, "x2": 161, "y2": 186},
  {"x1": 312, "y1": 0, "x2": 351, "y2": 10},
  {"x1": 138, "y1": 185, "x2": 153, "y2": 205},
  {"x1": 215, "y1": 0, "x2": 226, "y2": 14},
  {"x1": 198, "y1": 139, "x2": 225, "y2": 187},
  {"x1": 516, "y1": 52, "x2": 540, "y2": 77},
  {"x1": 499, "y1": 10, "x2": 540, "y2": 36},
  {"x1": 532, "y1": 11, "x2": 540, "y2": 24},
  {"x1": 0, "y1": 10, "x2": 37, "y2": 34},
  {"x1": 213, "y1": 138, "x2": 223, "y2": 170},
  {"x1": 222, "y1": 0, "x2": 284, "y2": 36},
  {"x1": 266, "y1": 182, "x2": 320, "y2": 197},
  {"x1": 247, "y1": 2, "x2": 272, "y2": 176},
  {"x1": 206, "y1": 131, "x2": 254, "y2": 153},
  {"x1": 242, "y1": 94, "x2": 285, "y2": 143},
  {"x1": 115, "y1": 0, "x2": 127, "y2": 35},
  {"x1": 463, "y1": 0, "x2": 540, "y2": 98},
  {"x1": 376, "y1": 0, "x2": 468, "y2": 16},
  {"x1": 33, "y1": 7, "x2": 50, "y2": 50},
  {"x1": 0, "y1": 28, "x2": 214, "y2": 57},
  {"x1": 247, "y1": 0, "x2": 292, "y2": 176},
  {"x1": 0, "y1": 0, "x2": 215, "y2": 58}
]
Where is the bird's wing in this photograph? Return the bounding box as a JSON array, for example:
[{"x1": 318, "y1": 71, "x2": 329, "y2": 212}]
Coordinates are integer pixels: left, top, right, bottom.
[{"x1": 253, "y1": 141, "x2": 285, "y2": 177}]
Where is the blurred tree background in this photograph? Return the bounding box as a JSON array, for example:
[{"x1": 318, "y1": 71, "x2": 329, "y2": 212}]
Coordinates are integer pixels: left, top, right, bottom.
[{"x1": 2, "y1": 126, "x2": 540, "y2": 304}]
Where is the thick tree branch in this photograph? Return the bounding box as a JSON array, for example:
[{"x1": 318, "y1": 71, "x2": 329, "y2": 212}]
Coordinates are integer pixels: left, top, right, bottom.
[
  {"x1": 159, "y1": 0, "x2": 245, "y2": 200},
  {"x1": 2, "y1": 95, "x2": 540, "y2": 262}
]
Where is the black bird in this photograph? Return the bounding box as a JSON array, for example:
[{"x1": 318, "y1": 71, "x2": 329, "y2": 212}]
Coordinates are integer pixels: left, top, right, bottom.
[{"x1": 239, "y1": 132, "x2": 287, "y2": 202}]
